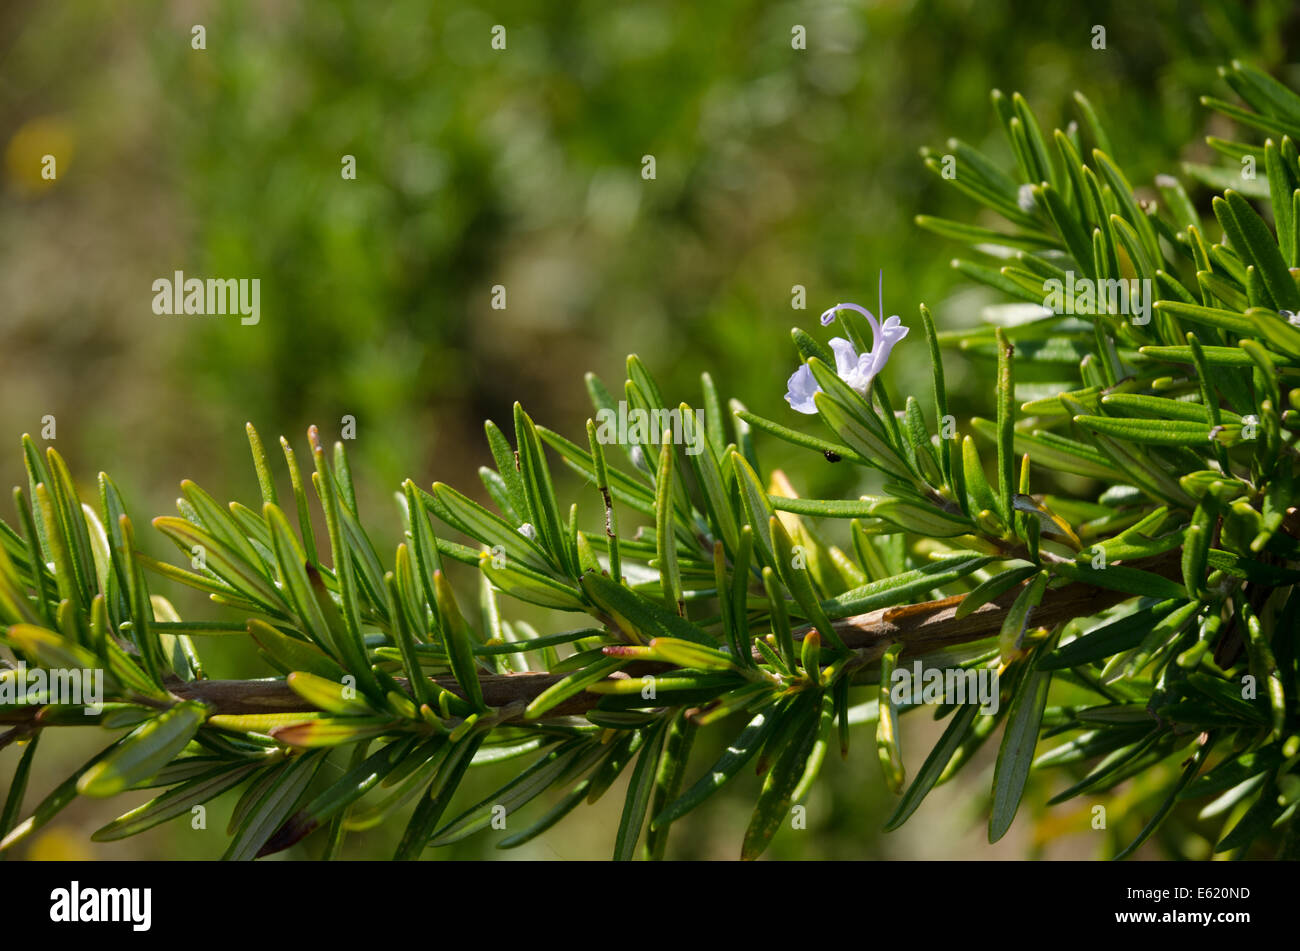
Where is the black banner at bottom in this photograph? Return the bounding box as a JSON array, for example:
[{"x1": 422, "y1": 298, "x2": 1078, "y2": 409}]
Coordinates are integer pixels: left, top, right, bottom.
[{"x1": 0, "y1": 858, "x2": 1272, "y2": 940}]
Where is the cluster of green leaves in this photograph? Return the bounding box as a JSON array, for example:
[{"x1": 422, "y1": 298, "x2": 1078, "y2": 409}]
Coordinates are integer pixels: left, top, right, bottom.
[
  {"x1": 1, "y1": 61, "x2": 1298, "y2": 861},
  {"x1": 0, "y1": 366, "x2": 1008, "y2": 860},
  {"x1": 908, "y1": 61, "x2": 1300, "y2": 857}
]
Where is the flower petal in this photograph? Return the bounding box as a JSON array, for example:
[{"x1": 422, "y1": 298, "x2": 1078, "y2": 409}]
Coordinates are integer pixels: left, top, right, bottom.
[
  {"x1": 865, "y1": 319, "x2": 910, "y2": 379},
  {"x1": 828, "y1": 337, "x2": 861, "y2": 378},
  {"x1": 784, "y1": 364, "x2": 821, "y2": 414}
]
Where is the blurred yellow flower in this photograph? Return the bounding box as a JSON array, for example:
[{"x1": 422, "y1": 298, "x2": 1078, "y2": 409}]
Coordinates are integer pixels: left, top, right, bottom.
[
  {"x1": 27, "y1": 825, "x2": 94, "y2": 861},
  {"x1": 4, "y1": 116, "x2": 74, "y2": 195}
]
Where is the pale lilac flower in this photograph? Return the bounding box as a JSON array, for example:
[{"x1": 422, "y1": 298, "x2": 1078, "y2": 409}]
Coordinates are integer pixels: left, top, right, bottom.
[
  {"x1": 785, "y1": 363, "x2": 822, "y2": 414},
  {"x1": 785, "y1": 271, "x2": 910, "y2": 414}
]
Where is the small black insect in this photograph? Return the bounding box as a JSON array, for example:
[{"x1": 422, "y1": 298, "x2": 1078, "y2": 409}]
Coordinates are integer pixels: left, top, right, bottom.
[{"x1": 823, "y1": 450, "x2": 842, "y2": 463}]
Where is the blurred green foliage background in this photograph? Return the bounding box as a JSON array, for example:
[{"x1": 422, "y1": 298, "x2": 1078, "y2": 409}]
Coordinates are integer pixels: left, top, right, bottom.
[{"x1": 1, "y1": 0, "x2": 1296, "y2": 860}]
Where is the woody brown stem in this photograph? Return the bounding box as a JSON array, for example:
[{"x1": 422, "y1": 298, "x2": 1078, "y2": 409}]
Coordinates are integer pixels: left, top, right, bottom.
[
  {"x1": 173, "y1": 573, "x2": 1144, "y2": 717},
  {"x1": 0, "y1": 555, "x2": 1175, "y2": 725}
]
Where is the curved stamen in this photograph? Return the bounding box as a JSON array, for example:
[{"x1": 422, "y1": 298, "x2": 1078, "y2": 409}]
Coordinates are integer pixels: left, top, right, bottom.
[{"x1": 820, "y1": 301, "x2": 881, "y2": 339}]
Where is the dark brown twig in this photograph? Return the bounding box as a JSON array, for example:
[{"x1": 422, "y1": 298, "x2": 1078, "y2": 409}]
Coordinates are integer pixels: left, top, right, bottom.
[{"x1": 2, "y1": 555, "x2": 1176, "y2": 725}]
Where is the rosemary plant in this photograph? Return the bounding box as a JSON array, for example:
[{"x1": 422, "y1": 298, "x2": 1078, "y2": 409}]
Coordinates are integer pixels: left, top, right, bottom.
[{"x1": 3, "y1": 61, "x2": 1299, "y2": 861}]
